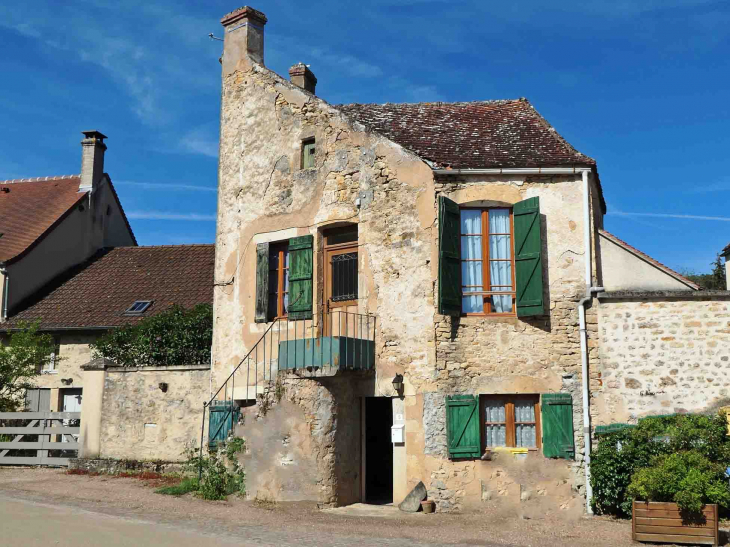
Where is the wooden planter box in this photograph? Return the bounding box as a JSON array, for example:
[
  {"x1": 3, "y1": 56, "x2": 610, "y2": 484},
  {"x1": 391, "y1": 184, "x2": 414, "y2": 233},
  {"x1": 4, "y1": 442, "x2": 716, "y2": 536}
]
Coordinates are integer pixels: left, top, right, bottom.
[{"x1": 632, "y1": 501, "x2": 719, "y2": 546}]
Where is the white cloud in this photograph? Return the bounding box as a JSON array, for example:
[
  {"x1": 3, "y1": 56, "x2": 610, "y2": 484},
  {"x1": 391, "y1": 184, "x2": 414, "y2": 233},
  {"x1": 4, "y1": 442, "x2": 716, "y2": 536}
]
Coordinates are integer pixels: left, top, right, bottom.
[
  {"x1": 116, "y1": 181, "x2": 216, "y2": 193},
  {"x1": 612, "y1": 211, "x2": 730, "y2": 222},
  {"x1": 686, "y1": 180, "x2": 730, "y2": 194},
  {"x1": 127, "y1": 211, "x2": 216, "y2": 221},
  {"x1": 179, "y1": 127, "x2": 219, "y2": 158}
]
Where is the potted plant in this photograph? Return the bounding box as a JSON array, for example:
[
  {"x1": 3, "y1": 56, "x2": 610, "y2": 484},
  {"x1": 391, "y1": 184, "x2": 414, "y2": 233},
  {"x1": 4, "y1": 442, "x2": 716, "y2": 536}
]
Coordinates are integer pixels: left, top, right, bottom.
[{"x1": 628, "y1": 451, "x2": 729, "y2": 546}]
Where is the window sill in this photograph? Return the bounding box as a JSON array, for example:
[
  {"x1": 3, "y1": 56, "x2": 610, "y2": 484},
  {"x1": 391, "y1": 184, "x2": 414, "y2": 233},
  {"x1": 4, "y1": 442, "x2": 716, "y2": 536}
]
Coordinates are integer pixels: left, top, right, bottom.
[
  {"x1": 41, "y1": 370, "x2": 59, "y2": 375},
  {"x1": 457, "y1": 315, "x2": 520, "y2": 326}
]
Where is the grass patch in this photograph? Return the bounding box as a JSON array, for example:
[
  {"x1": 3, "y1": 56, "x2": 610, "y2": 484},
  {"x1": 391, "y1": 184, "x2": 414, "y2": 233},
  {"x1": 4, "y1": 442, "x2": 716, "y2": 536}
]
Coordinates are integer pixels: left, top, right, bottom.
[{"x1": 156, "y1": 477, "x2": 200, "y2": 497}]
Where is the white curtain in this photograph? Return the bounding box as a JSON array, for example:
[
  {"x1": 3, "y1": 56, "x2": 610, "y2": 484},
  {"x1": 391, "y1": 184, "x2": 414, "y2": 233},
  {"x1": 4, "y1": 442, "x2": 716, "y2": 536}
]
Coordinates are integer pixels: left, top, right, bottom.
[
  {"x1": 489, "y1": 209, "x2": 512, "y2": 313},
  {"x1": 515, "y1": 401, "x2": 536, "y2": 448},
  {"x1": 460, "y1": 210, "x2": 482, "y2": 313},
  {"x1": 484, "y1": 400, "x2": 506, "y2": 447}
]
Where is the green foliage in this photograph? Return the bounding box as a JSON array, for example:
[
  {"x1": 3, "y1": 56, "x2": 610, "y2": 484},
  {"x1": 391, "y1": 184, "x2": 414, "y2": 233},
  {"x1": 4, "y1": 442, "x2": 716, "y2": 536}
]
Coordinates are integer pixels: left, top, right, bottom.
[
  {"x1": 681, "y1": 254, "x2": 726, "y2": 290},
  {"x1": 628, "y1": 452, "x2": 730, "y2": 514},
  {"x1": 172, "y1": 437, "x2": 246, "y2": 501},
  {"x1": 0, "y1": 322, "x2": 55, "y2": 411},
  {"x1": 155, "y1": 477, "x2": 200, "y2": 496},
  {"x1": 590, "y1": 413, "x2": 730, "y2": 518},
  {"x1": 90, "y1": 304, "x2": 212, "y2": 366}
]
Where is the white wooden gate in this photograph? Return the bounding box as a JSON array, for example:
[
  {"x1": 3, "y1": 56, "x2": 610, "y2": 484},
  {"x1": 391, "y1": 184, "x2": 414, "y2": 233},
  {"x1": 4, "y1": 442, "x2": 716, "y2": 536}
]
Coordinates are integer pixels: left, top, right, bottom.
[{"x1": 0, "y1": 411, "x2": 81, "y2": 466}]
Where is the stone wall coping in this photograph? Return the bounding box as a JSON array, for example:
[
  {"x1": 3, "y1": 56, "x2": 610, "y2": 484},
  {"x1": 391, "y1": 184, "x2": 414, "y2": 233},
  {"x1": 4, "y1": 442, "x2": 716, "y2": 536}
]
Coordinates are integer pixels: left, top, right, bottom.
[
  {"x1": 598, "y1": 290, "x2": 730, "y2": 302},
  {"x1": 105, "y1": 364, "x2": 211, "y2": 373},
  {"x1": 81, "y1": 357, "x2": 116, "y2": 371}
]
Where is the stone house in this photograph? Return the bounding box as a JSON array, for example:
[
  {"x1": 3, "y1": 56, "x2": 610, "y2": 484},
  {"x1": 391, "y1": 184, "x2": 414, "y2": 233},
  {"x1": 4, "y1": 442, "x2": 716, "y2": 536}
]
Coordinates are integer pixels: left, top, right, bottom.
[
  {"x1": 210, "y1": 6, "x2": 730, "y2": 513},
  {"x1": 0, "y1": 244, "x2": 215, "y2": 459}
]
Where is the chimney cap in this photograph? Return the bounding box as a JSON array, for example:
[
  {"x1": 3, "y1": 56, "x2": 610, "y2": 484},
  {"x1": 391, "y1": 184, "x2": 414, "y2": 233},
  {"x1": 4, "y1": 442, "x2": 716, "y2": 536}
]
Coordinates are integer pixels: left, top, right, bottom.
[
  {"x1": 82, "y1": 130, "x2": 108, "y2": 141},
  {"x1": 221, "y1": 6, "x2": 267, "y2": 27}
]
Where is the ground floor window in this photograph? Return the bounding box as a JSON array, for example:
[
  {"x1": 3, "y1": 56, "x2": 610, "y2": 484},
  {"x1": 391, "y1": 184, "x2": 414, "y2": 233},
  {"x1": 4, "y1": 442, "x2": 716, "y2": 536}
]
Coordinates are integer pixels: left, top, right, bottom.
[{"x1": 481, "y1": 395, "x2": 540, "y2": 450}]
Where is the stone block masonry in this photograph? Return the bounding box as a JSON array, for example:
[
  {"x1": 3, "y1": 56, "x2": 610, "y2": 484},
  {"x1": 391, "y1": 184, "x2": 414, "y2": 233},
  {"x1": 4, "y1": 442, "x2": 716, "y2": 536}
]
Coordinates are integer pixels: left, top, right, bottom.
[{"x1": 595, "y1": 293, "x2": 730, "y2": 423}]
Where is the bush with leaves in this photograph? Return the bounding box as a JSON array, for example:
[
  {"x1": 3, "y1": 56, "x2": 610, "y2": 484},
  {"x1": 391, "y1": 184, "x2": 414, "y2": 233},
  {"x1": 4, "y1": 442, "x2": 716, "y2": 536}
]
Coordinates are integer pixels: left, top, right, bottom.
[
  {"x1": 0, "y1": 321, "x2": 55, "y2": 412},
  {"x1": 90, "y1": 304, "x2": 212, "y2": 366},
  {"x1": 175, "y1": 437, "x2": 246, "y2": 501},
  {"x1": 590, "y1": 413, "x2": 730, "y2": 517}
]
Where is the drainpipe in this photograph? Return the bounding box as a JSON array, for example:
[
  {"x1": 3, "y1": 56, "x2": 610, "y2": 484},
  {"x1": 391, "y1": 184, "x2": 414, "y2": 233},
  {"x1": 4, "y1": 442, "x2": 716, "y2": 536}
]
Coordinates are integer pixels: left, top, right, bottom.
[{"x1": 0, "y1": 265, "x2": 8, "y2": 322}]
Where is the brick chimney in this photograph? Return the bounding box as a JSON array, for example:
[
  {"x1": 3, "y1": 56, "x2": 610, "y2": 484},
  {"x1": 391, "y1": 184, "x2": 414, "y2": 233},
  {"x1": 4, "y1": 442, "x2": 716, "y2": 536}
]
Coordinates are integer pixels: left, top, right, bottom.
[
  {"x1": 79, "y1": 130, "x2": 107, "y2": 193},
  {"x1": 220, "y1": 6, "x2": 267, "y2": 74},
  {"x1": 289, "y1": 63, "x2": 317, "y2": 94}
]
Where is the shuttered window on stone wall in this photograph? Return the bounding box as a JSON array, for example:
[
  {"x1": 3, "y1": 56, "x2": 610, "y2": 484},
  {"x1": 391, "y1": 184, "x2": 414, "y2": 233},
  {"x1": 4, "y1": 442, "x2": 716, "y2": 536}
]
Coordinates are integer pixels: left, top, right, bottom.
[
  {"x1": 287, "y1": 235, "x2": 313, "y2": 320},
  {"x1": 541, "y1": 393, "x2": 575, "y2": 459},
  {"x1": 302, "y1": 138, "x2": 316, "y2": 169},
  {"x1": 446, "y1": 395, "x2": 481, "y2": 459},
  {"x1": 514, "y1": 197, "x2": 545, "y2": 317}
]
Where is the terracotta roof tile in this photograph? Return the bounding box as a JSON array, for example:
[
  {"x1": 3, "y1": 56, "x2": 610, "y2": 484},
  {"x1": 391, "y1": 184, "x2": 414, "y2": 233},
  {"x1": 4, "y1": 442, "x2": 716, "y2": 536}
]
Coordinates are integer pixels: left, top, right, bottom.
[
  {"x1": 599, "y1": 229, "x2": 700, "y2": 290},
  {"x1": 0, "y1": 176, "x2": 87, "y2": 263},
  {"x1": 2, "y1": 245, "x2": 215, "y2": 330},
  {"x1": 336, "y1": 99, "x2": 595, "y2": 169}
]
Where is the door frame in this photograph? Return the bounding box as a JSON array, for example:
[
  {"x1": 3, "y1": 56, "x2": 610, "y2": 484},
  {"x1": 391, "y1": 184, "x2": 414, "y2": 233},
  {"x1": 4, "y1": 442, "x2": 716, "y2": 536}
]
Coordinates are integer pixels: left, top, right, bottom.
[{"x1": 323, "y1": 227, "x2": 359, "y2": 336}]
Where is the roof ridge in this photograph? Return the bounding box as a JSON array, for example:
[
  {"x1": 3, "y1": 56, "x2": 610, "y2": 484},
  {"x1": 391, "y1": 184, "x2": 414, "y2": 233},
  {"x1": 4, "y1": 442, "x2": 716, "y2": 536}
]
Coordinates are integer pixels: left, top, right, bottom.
[
  {"x1": 598, "y1": 229, "x2": 701, "y2": 290},
  {"x1": 109, "y1": 244, "x2": 215, "y2": 250},
  {"x1": 0, "y1": 174, "x2": 80, "y2": 184},
  {"x1": 336, "y1": 99, "x2": 523, "y2": 108}
]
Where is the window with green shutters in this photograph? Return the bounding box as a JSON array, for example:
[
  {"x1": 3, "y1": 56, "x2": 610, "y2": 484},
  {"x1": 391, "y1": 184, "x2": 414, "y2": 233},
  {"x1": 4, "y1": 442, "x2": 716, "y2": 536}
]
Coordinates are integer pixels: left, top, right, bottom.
[
  {"x1": 437, "y1": 195, "x2": 545, "y2": 318},
  {"x1": 255, "y1": 236, "x2": 312, "y2": 322},
  {"x1": 541, "y1": 393, "x2": 575, "y2": 459},
  {"x1": 513, "y1": 197, "x2": 545, "y2": 317},
  {"x1": 446, "y1": 395, "x2": 481, "y2": 459},
  {"x1": 301, "y1": 138, "x2": 316, "y2": 169}
]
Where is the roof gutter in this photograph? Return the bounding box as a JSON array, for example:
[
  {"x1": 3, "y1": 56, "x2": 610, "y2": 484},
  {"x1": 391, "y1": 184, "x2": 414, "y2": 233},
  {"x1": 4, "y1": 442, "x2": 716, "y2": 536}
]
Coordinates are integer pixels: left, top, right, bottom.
[
  {"x1": 0, "y1": 265, "x2": 8, "y2": 322},
  {"x1": 432, "y1": 167, "x2": 593, "y2": 175}
]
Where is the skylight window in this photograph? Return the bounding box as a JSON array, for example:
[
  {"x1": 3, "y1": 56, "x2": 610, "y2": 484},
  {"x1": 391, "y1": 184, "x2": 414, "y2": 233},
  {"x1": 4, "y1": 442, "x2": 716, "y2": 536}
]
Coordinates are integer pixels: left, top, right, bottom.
[{"x1": 124, "y1": 300, "x2": 152, "y2": 315}]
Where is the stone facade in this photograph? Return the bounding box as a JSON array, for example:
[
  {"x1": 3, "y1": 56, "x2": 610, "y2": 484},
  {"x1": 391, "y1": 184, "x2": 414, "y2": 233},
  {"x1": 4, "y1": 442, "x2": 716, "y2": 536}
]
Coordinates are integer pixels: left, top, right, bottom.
[
  {"x1": 212, "y1": 11, "x2": 606, "y2": 512},
  {"x1": 594, "y1": 293, "x2": 730, "y2": 423},
  {"x1": 97, "y1": 365, "x2": 210, "y2": 461}
]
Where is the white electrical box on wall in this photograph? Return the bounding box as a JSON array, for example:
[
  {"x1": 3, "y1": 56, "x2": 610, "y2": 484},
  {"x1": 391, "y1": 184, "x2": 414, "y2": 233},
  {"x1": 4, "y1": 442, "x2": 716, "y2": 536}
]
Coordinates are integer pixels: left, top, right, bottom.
[{"x1": 391, "y1": 424, "x2": 404, "y2": 444}]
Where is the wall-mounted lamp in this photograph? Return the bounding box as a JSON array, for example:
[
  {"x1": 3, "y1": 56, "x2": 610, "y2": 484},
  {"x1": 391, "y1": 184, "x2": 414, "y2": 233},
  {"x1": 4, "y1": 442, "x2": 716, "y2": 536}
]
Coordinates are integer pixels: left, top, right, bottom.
[
  {"x1": 158, "y1": 382, "x2": 169, "y2": 393},
  {"x1": 392, "y1": 374, "x2": 404, "y2": 395},
  {"x1": 61, "y1": 378, "x2": 73, "y2": 385}
]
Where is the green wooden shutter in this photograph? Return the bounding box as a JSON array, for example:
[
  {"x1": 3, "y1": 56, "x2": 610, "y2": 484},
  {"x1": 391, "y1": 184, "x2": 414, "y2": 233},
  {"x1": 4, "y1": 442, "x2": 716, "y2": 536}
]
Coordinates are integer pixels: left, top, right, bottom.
[
  {"x1": 446, "y1": 395, "x2": 481, "y2": 459},
  {"x1": 438, "y1": 196, "x2": 462, "y2": 316},
  {"x1": 288, "y1": 235, "x2": 313, "y2": 320},
  {"x1": 208, "y1": 401, "x2": 240, "y2": 449},
  {"x1": 255, "y1": 242, "x2": 269, "y2": 323},
  {"x1": 541, "y1": 393, "x2": 575, "y2": 459},
  {"x1": 514, "y1": 197, "x2": 545, "y2": 317}
]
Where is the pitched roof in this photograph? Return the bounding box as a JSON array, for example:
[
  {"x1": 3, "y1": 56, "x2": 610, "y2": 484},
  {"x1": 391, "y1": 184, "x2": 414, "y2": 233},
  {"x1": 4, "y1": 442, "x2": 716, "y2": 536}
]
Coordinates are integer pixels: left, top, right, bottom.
[
  {"x1": 1, "y1": 245, "x2": 215, "y2": 330},
  {"x1": 0, "y1": 176, "x2": 87, "y2": 264},
  {"x1": 336, "y1": 99, "x2": 595, "y2": 170},
  {"x1": 722, "y1": 243, "x2": 730, "y2": 257},
  {"x1": 599, "y1": 229, "x2": 701, "y2": 290}
]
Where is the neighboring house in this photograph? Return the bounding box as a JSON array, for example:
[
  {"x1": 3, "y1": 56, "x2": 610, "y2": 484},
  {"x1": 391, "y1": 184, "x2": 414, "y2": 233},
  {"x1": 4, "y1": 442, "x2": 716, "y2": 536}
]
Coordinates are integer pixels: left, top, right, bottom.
[
  {"x1": 210, "y1": 7, "x2": 730, "y2": 513},
  {"x1": 0, "y1": 245, "x2": 215, "y2": 427},
  {"x1": 723, "y1": 243, "x2": 730, "y2": 290},
  {"x1": 0, "y1": 131, "x2": 136, "y2": 322}
]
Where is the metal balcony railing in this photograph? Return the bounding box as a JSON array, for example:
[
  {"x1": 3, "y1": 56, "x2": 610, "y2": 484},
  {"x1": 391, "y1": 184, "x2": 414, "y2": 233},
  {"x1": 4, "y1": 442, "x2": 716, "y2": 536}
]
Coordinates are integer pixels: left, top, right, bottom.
[{"x1": 199, "y1": 310, "x2": 376, "y2": 469}]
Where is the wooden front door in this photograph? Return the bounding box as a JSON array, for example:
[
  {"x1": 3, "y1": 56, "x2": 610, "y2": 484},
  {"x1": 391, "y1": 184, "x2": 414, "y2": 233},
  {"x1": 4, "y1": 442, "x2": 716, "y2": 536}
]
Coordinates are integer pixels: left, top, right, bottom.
[{"x1": 323, "y1": 226, "x2": 359, "y2": 337}]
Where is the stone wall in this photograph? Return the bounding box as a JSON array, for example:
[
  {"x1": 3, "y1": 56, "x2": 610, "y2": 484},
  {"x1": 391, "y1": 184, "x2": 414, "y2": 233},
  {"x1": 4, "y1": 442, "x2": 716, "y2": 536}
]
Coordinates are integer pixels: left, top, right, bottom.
[
  {"x1": 98, "y1": 365, "x2": 210, "y2": 461},
  {"x1": 594, "y1": 292, "x2": 730, "y2": 423}
]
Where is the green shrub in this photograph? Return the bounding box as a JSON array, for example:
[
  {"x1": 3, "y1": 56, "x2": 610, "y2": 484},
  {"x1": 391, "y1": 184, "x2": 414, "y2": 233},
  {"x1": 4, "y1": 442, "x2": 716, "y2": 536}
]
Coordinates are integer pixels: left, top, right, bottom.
[
  {"x1": 628, "y1": 451, "x2": 730, "y2": 514},
  {"x1": 156, "y1": 477, "x2": 200, "y2": 496},
  {"x1": 590, "y1": 413, "x2": 730, "y2": 517},
  {"x1": 90, "y1": 304, "x2": 212, "y2": 366}
]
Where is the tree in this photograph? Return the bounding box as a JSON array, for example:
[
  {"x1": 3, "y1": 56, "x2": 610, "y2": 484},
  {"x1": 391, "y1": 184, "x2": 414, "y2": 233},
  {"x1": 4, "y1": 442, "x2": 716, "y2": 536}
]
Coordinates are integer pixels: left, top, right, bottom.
[
  {"x1": 0, "y1": 322, "x2": 54, "y2": 412},
  {"x1": 681, "y1": 254, "x2": 726, "y2": 290}
]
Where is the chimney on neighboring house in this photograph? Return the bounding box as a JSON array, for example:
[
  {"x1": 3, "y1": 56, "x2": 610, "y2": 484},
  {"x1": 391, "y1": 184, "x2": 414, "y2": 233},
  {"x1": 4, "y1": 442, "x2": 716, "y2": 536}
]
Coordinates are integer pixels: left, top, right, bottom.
[
  {"x1": 220, "y1": 6, "x2": 267, "y2": 74},
  {"x1": 289, "y1": 63, "x2": 317, "y2": 94},
  {"x1": 79, "y1": 130, "x2": 107, "y2": 193}
]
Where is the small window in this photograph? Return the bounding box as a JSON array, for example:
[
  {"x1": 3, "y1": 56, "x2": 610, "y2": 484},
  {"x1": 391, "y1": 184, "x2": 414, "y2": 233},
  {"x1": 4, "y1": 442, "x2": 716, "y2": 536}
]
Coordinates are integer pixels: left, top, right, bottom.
[
  {"x1": 481, "y1": 395, "x2": 540, "y2": 450},
  {"x1": 124, "y1": 300, "x2": 152, "y2": 315},
  {"x1": 331, "y1": 252, "x2": 358, "y2": 302},
  {"x1": 41, "y1": 338, "x2": 61, "y2": 374},
  {"x1": 301, "y1": 138, "x2": 316, "y2": 169},
  {"x1": 268, "y1": 243, "x2": 289, "y2": 320}
]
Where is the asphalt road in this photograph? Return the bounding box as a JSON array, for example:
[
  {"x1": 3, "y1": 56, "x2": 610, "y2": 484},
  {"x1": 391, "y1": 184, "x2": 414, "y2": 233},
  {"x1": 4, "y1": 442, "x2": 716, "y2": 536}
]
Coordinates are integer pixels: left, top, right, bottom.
[{"x1": 0, "y1": 494, "x2": 498, "y2": 547}]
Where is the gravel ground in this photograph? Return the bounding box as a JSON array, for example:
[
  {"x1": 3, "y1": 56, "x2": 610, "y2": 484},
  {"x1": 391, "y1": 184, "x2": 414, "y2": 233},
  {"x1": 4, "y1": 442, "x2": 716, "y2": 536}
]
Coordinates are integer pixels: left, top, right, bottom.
[{"x1": 0, "y1": 468, "x2": 645, "y2": 546}]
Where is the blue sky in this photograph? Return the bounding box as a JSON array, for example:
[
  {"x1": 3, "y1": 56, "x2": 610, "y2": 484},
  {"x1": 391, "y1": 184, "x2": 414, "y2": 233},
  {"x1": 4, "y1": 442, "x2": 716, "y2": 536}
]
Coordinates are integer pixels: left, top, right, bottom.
[{"x1": 1, "y1": 0, "x2": 728, "y2": 273}]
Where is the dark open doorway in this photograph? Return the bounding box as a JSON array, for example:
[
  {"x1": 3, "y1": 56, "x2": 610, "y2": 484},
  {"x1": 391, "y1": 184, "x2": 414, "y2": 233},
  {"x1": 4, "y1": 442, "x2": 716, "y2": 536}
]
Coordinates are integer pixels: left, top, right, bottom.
[{"x1": 364, "y1": 397, "x2": 393, "y2": 504}]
